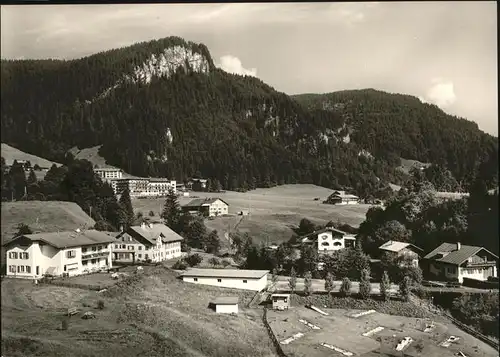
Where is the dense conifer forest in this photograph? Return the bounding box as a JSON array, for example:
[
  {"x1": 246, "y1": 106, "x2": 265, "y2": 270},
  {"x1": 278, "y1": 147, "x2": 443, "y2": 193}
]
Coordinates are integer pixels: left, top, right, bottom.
[{"x1": 1, "y1": 36, "x2": 497, "y2": 197}]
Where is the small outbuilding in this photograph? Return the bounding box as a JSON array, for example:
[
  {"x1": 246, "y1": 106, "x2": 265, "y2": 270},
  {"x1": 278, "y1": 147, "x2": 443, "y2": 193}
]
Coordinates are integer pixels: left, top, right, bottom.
[
  {"x1": 213, "y1": 296, "x2": 239, "y2": 314},
  {"x1": 271, "y1": 293, "x2": 290, "y2": 311}
]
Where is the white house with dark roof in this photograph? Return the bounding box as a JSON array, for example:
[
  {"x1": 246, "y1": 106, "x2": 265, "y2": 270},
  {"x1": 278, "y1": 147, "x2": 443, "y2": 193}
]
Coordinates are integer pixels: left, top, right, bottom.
[
  {"x1": 301, "y1": 227, "x2": 356, "y2": 254},
  {"x1": 3, "y1": 230, "x2": 115, "y2": 279},
  {"x1": 180, "y1": 268, "x2": 269, "y2": 291},
  {"x1": 323, "y1": 190, "x2": 359, "y2": 205},
  {"x1": 423, "y1": 242, "x2": 499, "y2": 283},
  {"x1": 114, "y1": 222, "x2": 183, "y2": 263},
  {"x1": 182, "y1": 198, "x2": 229, "y2": 217},
  {"x1": 379, "y1": 240, "x2": 423, "y2": 267}
]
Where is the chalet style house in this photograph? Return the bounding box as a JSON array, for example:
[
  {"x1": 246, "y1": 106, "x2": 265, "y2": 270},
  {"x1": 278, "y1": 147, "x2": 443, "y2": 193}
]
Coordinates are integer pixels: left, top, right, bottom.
[
  {"x1": 4, "y1": 230, "x2": 115, "y2": 278},
  {"x1": 114, "y1": 222, "x2": 183, "y2": 263},
  {"x1": 182, "y1": 198, "x2": 229, "y2": 217},
  {"x1": 300, "y1": 227, "x2": 356, "y2": 254},
  {"x1": 422, "y1": 242, "x2": 498, "y2": 283},
  {"x1": 323, "y1": 190, "x2": 359, "y2": 205},
  {"x1": 378, "y1": 240, "x2": 423, "y2": 267}
]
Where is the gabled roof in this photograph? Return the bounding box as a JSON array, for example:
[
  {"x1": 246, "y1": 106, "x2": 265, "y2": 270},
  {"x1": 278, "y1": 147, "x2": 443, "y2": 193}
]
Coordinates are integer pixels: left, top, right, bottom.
[
  {"x1": 379, "y1": 240, "x2": 423, "y2": 253},
  {"x1": 118, "y1": 223, "x2": 183, "y2": 245},
  {"x1": 332, "y1": 191, "x2": 359, "y2": 199},
  {"x1": 183, "y1": 198, "x2": 228, "y2": 208},
  {"x1": 213, "y1": 296, "x2": 239, "y2": 305},
  {"x1": 3, "y1": 230, "x2": 115, "y2": 249},
  {"x1": 302, "y1": 227, "x2": 353, "y2": 241},
  {"x1": 181, "y1": 268, "x2": 269, "y2": 279},
  {"x1": 423, "y1": 242, "x2": 499, "y2": 266}
]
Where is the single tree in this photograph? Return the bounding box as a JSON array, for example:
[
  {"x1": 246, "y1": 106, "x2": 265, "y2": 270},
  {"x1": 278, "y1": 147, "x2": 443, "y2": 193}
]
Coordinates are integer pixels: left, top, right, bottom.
[
  {"x1": 288, "y1": 267, "x2": 297, "y2": 294},
  {"x1": 297, "y1": 218, "x2": 315, "y2": 236},
  {"x1": 27, "y1": 169, "x2": 37, "y2": 186},
  {"x1": 340, "y1": 277, "x2": 352, "y2": 297},
  {"x1": 119, "y1": 188, "x2": 134, "y2": 227},
  {"x1": 148, "y1": 210, "x2": 155, "y2": 217},
  {"x1": 14, "y1": 223, "x2": 33, "y2": 238},
  {"x1": 204, "y1": 230, "x2": 221, "y2": 254},
  {"x1": 161, "y1": 187, "x2": 181, "y2": 232},
  {"x1": 399, "y1": 275, "x2": 411, "y2": 302},
  {"x1": 324, "y1": 272, "x2": 335, "y2": 296},
  {"x1": 380, "y1": 271, "x2": 391, "y2": 301},
  {"x1": 185, "y1": 254, "x2": 203, "y2": 267},
  {"x1": 359, "y1": 268, "x2": 372, "y2": 300},
  {"x1": 271, "y1": 268, "x2": 279, "y2": 285},
  {"x1": 208, "y1": 257, "x2": 220, "y2": 267},
  {"x1": 304, "y1": 271, "x2": 313, "y2": 296}
]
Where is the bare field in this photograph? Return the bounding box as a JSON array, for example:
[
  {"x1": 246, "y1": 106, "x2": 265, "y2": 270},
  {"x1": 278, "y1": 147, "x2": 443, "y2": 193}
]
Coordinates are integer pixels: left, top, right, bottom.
[
  {"x1": 133, "y1": 185, "x2": 372, "y2": 245},
  {"x1": 267, "y1": 307, "x2": 497, "y2": 357},
  {"x1": 1, "y1": 267, "x2": 278, "y2": 357}
]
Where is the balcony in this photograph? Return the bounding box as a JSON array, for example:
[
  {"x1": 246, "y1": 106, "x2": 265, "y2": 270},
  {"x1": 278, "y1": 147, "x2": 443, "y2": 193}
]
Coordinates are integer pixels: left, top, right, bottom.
[{"x1": 81, "y1": 250, "x2": 110, "y2": 260}]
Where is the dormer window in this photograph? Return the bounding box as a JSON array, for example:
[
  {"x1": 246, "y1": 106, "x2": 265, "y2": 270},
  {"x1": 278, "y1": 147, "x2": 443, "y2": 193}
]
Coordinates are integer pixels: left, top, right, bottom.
[{"x1": 321, "y1": 235, "x2": 328, "y2": 240}]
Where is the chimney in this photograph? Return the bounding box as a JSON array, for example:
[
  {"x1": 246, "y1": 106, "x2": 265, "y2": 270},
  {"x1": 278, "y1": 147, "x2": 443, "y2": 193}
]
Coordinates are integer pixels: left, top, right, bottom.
[
  {"x1": 75, "y1": 228, "x2": 81, "y2": 233},
  {"x1": 148, "y1": 222, "x2": 153, "y2": 229},
  {"x1": 119, "y1": 225, "x2": 124, "y2": 232},
  {"x1": 141, "y1": 222, "x2": 146, "y2": 230},
  {"x1": 457, "y1": 242, "x2": 461, "y2": 251}
]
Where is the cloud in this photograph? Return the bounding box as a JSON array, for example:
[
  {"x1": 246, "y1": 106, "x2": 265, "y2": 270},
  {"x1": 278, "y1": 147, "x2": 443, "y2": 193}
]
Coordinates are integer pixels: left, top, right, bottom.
[
  {"x1": 218, "y1": 55, "x2": 257, "y2": 77},
  {"x1": 422, "y1": 78, "x2": 457, "y2": 108}
]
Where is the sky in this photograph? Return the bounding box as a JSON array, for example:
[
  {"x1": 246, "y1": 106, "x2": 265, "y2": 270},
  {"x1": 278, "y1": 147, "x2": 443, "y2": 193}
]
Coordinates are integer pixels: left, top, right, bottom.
[{"x1": 1, "y1": 2, "x2": 497, "y2": 135}]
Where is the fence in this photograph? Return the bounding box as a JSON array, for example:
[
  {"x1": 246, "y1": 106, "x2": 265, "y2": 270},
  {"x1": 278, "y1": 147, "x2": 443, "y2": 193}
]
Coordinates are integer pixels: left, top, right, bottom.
[
  {"x1": 42, "y1": 280, "x2": 104, "y2": 291},
  {"x1": 262, "y1": 308, "x2": 288, "y2": 357}
]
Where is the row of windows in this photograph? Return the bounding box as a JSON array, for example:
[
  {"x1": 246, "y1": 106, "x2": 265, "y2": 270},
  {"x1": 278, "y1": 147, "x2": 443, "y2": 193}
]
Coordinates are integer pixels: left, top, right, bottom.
[
  {"x1": 9, "y1": 265, "x2": 31, "y2": 273},
  {"x1": 8, "y1": 252, "x2": 29, "y2": 259},
  {"x1": 82, "y1": 246, "x2": 105, "y2": 253},
  {"x1": 193, "y1": 278, "x2": 248, "y2": 283}
]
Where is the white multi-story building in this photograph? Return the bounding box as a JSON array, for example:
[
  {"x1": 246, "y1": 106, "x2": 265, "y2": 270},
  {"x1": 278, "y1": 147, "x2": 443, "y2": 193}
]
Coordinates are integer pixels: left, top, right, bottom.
[
  {"x1": 94, "y1": 167, "x2": 123, "y2": 181},
  {"x1": 109, "y1": 178, "x2": 149, "y2": 196},
  {"x1": 181, "y1": 268, "x2": 269, "y2": 291},
  {"x1": 3, "y1": 230, "x2": 114, "y2": 278},
  {"x1": 114, "y1": 222, "x2": 184, "y2": 263},
  {"x1": 145, "y1": 178, "x2": 176, "y2": 197}
]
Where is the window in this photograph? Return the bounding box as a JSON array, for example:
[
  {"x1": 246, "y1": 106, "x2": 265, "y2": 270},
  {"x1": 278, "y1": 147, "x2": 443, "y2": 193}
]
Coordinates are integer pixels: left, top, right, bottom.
[
  {"x1": 26, "y1": 266, "x2": 31, "y2": 274},
  {"x1": 9, "y1": 265, "x2": 16, "y2": 273},
  {"x1": 67, "y1": 250, "x2": 76, "y2": 258},
  {"x1": 9, "y1": 252, "x2": 18, "y2": 259},
  {"x1": 138, "y1": 246, "x2": 142, "y2": 250},
  {"x1": 92, "y1": 246, "x2": 97, "y2": 252},
  {"x1": 333, "y1": 242, "x2": 342, "y2": 247},
  {"x1": 83, "y1": 260, "x2": 88, "y2": 266},
  {"x1": 18, "y1": 266, "x2": 25, "y2": 273},
  {"x1": 91, "y1": 259, "x2": 97, "y2": 264},
  {"x1": 243, "y1": 280, "x2": 248, "y2": 283},
  {"x1": 24, "y1": 252, "x2": 29, "y2": 259},
  {"x1": 64, "y1": 265, "x2": 67, "y2": 272},
  {"x1": 145, "y1": 254, "x2": 149, "y2": 259},
  {"x1": 321, "y1": 242, "x2": 330, "y2": 246},
  {"x1": 82, "y1": 247, "x2": 88, "y2": 253},
  {"x1": 194, "y1": 278, "x2": 198, "y2": 282},
  {"x1": 138, "y1": 254, "x2": 142, "y2": 258},
  {"x1": 322, "y1": 235, "x2": 328, "y2": 240},
  {"x1": 217, "y1": 279, "x2": 222, "y2": 283},
  {"x1": 115, "y1": 245, "x2": 119, "y2": 249}
]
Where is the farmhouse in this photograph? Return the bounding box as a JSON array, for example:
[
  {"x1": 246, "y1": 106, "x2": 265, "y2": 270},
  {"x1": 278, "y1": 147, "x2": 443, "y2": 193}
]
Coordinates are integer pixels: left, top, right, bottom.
[
  {"x1": 3, "y1": 230, "x2": 114, "y2": 278},
  {"x1": 212, "y1": 296, "x2": 239, "y2": 314},
  {"x1": 182, "y1": 198, "x2": 229, "y2": 217},
  {"x1": 301, "y1": 227, "x2": 356, "y2": 254},
  {"x1": 180, "y1": 268, "x2": 269, "y2": 291},
  {"x1": 323, "y1": 190, "x2": 359, "y2": 205},
  {"x1": 114, "y1": 222, "x2": 183, "y2": 263},
  {"x1": 422, "y1": 242, "x2": 499, "y2": 283},
  {"x1": 379, "y1": 240, "x2": 423, "y2": 267}
]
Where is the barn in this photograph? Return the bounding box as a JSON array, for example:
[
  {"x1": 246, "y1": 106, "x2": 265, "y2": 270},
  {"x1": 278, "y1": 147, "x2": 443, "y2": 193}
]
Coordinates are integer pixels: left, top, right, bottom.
[
  {"x1": 180, "y1": 268, "x2": 269, "y2": 291},
  {"x1": 213, "y1": 296, "x2": 239, "y2": 314}
]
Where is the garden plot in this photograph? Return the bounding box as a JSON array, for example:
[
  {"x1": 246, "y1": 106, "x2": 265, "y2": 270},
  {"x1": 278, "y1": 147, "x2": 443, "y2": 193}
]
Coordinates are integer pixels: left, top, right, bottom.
[
  {"x1": 281, "y1": 332, "x2": 305, "y2": 345},
  {"x1": 299, "y1": 319, "x2": 321, "y2": 330},
  {"x1": 351, "y1": 309, "x2": 376, "y2": 318},
  {"x1": 267, "y1": 307, "x2": 498, "y2": 357},
  {"x1": 440, "y1": 336, "x2": 460, "y2": 348}
]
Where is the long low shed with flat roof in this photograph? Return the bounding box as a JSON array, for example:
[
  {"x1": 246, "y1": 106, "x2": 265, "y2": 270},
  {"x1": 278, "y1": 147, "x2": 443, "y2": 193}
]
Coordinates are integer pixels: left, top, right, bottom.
[{"x1": 180, "y1": 268, "x2": 269, "y2": 291}]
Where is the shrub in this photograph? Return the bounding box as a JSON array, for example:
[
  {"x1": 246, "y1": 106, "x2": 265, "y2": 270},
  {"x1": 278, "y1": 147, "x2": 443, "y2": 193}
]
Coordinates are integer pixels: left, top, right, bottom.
[
  {"x1": 271, "y1": 268, "x2": 279, "y2": 285},
  {"x1": 288, "y1": 267, "x2": 297, "y2": 293},
  {"x1": 97, "y1": 300, "x2": 105, "y2": 310},
  {"x1": 399, "y1": 276, "x2": 411, "y2": 301},
  {"x1": 148, "y1": 210, "x2": 155, "y2": 217},
  {"x1": 380, "y1": 271, "x2": 391, "y2": 301},
  {"x1": 325, "y1": 272, "x2": 335, "y2": 296},
  {"x1": 61, "y1": 318, "x2": 69, "y2": 330},
  {"x1": 185, "y1": 254, "x2": 203, "y2": 267},
  {"x1": 304, "y1": 271, "x2": 312, "y2": 296},
  {"x1": 172, "y1": 259, "x2": 188, "y2": 270},
  {"x1": 340, "y1": 277, "x2": 352, "y2": 297},
  {"x1": 359, "y1": 268, "x2": 371, "y2": 300},
  {"x1": 208, "y1": 257, "x2": 220, "y2": 267},
  {"x1": 221, "y1": 259, "x2": 231, "y2": 268}
]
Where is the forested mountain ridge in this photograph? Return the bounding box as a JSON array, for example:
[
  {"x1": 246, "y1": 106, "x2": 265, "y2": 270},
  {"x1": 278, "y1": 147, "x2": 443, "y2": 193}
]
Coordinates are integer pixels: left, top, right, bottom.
[
  {"x1": 293, "y1": 90, "x2": 498, "y2": 189},
  {"x1": 1, "y1": 36, "x2": 496, "y2": 198}
]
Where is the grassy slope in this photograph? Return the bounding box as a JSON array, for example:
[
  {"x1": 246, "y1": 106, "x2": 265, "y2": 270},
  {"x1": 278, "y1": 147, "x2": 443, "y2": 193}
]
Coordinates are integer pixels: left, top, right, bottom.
[
  {"x1": 1, "y1": 201, "x2": 95, "y2": 243},
  {"x1": 1, "y1": 143, "x2": 62, "y2": 168},
  {"x1": 133, "y1": 184, "x2": 372, "y2": 245},
  {"x1": 68, "y1": 145, "x2": 134, "y2": 177},
  {"x1": 1, "y1": 267, "x2": 277, "y2": 357}
]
